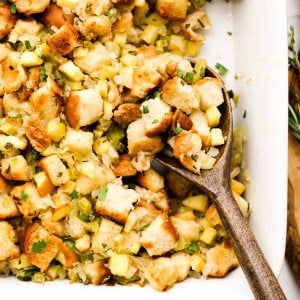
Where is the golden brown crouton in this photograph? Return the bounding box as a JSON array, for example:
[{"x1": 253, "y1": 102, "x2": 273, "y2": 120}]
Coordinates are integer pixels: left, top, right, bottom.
[
  {"x1": 161, "y1": 77, "x2": 200, "y2": 114},
  {"x1": 143, "y1": 257, "x2": 177, "y2": 291},
  {"x1": 46, "y1": 24, "x2": 78, "y2": 56},
  {"x1": 136, "y1": 168, "x2": 164, "y2": 193},
  {"x1": 33, "y1": 171, "x2": 55, "y2": 197},
  {"x1": 172, "y1": 109, "x2": 193, "y2": 131},
  {"x1": 23, "y1": 222, "x2": 63, "y2": 272},
  {"x1": 156, "y1": 0, "x2": 189, "y2": 21},
  {"x1": 127, "y1": 119, "x2": 164, "y2": 156},
  {"x1": 95, "y1": 183, "x2": 139, "y2": 224},
  {"x1": 0, "y1": 4, "x2": 17, "y2": 40},
  {"x1": 137, "y1": 45, "x2": 157, "y2": 61},
  {"x1": 11, "y1": 0, "x2": 50, "y2": 15},
  {"x1": 40, "y1": 155, "x2": 70, "y2": 186},
  {"x1": 0, "y1": 221, "x2": 20, "y2": 261},
  {"x1": 205, "y1": 204, "x2": 222, "y2": 227},
  {"x1": 43, "y1": 4, "x2": 74, "y2": 28},
  {"x1": 1, "y1": 155, "x2": 30, "y2": 181},
  {"x1": 56, "y1": 242, "x2": 79, "y2": 269},
  {"x1": 1, "y1": 52, "x2": 27, "y2": 93},
  {"x1": 83, "y1": 261, "x2": 110, "y2": 285},
  {"x1": 130, "y1": 66, "x2": 163, "y2": 99},
  {"x1": 11, "y1": 182, "x2": 53, "y2": 218},
  {"x1": 0, "y1": 175, "x2": 9, "y2": 194},
  {"x1": 113, "y1": 154, "x2": 137, "y2": 177},
  {"x1": 66, "y1": 89, "x2": 103, "y2": 129},
  {"x1": 24, "y1": 116, "x2": 51, "y2": 152},
  {"x1": 202, "y1": 241, "x2": 239, "y2": 278},
  {"x1": 113, "y1": 103, "x2": 141, "y2": 127},
  {"x1": 141, "y1": 214, "x2": 178, "y2": 256},
  {"x1": 170, "y1": 251, "x2": 191, "y2": 282},
  {"x1": 113, "y1": 11, "x2": 133, "y2": 33},
  {"x1": 170, "y1": 216, "x2": 201, "y2": 241},
  {"x1": 83, "y1": 15, "x2": 111, "y2": 37},
  {"x1": 0, "y1": 195, "x2": 20, "y2": 220}
]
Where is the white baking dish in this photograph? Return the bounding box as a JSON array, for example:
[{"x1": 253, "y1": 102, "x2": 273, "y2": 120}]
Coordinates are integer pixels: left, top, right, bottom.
[{"x1": 2, "y1": 0, "x2": 288, "y2": 299}]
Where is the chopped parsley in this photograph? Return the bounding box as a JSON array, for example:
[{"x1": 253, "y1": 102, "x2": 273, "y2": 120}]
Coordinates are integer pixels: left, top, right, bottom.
[
  {"x1": 31, "y1": 239, "x2": 48, "y2": 253},
  {"x1": 21, "y1": 191, "x2": 28, "y2": 201},
  {"x1": 10, "y1": 3, "x2": 16, "y2": 14},
  {"x1": 187, "y1": 241, "x2": 200, "y2": 253},
  {"x1": 177, "y1": 69, "x2": 194, "y2": 84},
  {"x1": 69, "y1": 189, "x2": 79, "y2": 199},
  {"x1": 101, "y1": 243, "x2": 107, "y2": 249},
  {"x1": 27, "y1": 149, "x2": 40, "y2": 163},
  {"x1": 152, "y1": 119, "x2": 159, "y2": 124},
  {"x1": 24, "y1": 40, "x2": 31, "y2": 51},
  {"x1": 11, "y1": 114, "x2": 22, "y2": 119},
  {"x1": 153, "y1": 91, "x2": 160, "y2": 99},
  {"x1": 4, "y1": 142, "x2": 13, "y2": 149},
  {"x1": 40, "y1": 67, "x2": 47, "y2": 81},
  {"x1": 97, "y1": 185, "x2": 108, "y2": 201},
  {"x1": 173, "y1": 125, "x2": 182, "y2": 135},
  {"x1": 142, "y1": 105, "x2": 149, "y2": 114},
  {"x1": 215, "y1": 63, "x2": 228, "y2": 76},
  {"x1": 79, "y1": 212, "x2": 89, "y2": 222}
]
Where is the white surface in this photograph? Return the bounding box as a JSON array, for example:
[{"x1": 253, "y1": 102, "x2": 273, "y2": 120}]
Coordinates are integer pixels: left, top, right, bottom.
[{"x1": 1, "y1": 0, "x2": 290, "y2": 299}]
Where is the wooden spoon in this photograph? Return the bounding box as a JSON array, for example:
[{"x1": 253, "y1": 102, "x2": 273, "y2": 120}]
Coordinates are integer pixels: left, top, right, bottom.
[{"x1": 154, "y1": 67, "x2": 286, "y2": 299}]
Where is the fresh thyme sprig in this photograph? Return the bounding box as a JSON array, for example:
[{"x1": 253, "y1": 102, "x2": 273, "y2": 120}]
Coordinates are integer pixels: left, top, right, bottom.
[
  {"x1": 288, "y1": 26, "x2": 300, "y2": 72},
  {"x1": 289, "y1": 104, "x2": 300, "y2": 140}
]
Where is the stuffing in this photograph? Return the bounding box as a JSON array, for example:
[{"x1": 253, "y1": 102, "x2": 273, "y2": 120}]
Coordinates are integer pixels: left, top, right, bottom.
[
  {"x1": 1, "y1": 155, "x2": 30, "y2": 182},
  {"x1": 66, "y1": 89, "x2": 103, "y2": 129},
  {"x1": 39, "y1": 210, "x2": 65, "y2": 236},
  {"x1": 10, "y1": 182, "x2": 53, "y2": 218},
  {"x1": 173, "y1": 130, "x2": 203, "y2": 174},
  {"x1": 114, "y1": 231, "x2": 141, "y2": 254},
  {"x1": 43, "y1": 4, "x2": 74, "y2": 28},
  {"x1": 56, "y1": 242, "x2": 79, "y2": 269},
  {"x1": 113, "y1": 154, "x2": 137, "y2": 177},
  {"x1": 140, "y1": 214, "x2": 178, "y2": 256},
  {"x1": 91, "y1": 218, "x2": 122, "y2": 256},
  {"x1": 2, "y1": 93, "x2": 32, "y2": 116},
  {"x1": 170, "y1": 216, "x2": 202, "y2": 241},
  {"x1": 0, "y1": 175, "x2": 9, "y2": 193},
  {"x1": 205, "y1": 204, "x2": 222, "y2": 227},
  {"x1": 95, "y1": 183, "x2": 139, "y2": 224},
  {"x1": 136, "y1": 168, "x2": 164, "y2": 193},
  {"x1": 62, "y1": 128, "x2": 94, "y2": 156},
  {"x1": 24, "y1": 116, "x2": 51, "y2": 152},
  {"x1": 161, "y1": 77, "x2": 199, "y2": 114},
  {"x1": 0, "y1": 221, "x2": 20, "y2": 261},
  {"x1": 76, "y1": 165, "x2": 116, "y2": 195},
  {"x1": 39, "y1": 155, "x2": 70, "y2": 186},
  {"x1": 29, "y1": 78, "x2": 63, "y2": 123},
  {"x1": 82, "y1": 16, "x2": 112, "y2": 38},
  {"x1": 0, "y1": 3, "x2": 17, "y2": 40},
  {"x1": 8, "y1": 18, "x2": 43, "y2": 47},
  {"x1": 11, "y1": 0, "x2": 50, "y2": 15},
  {"x1": 46, "y1": 24, "x2": 79, "y2": 56},
  {"x1": 170, "y1": 251, "x2": 191, "y2": 282},
  {"x1": 193, "y1": 77, "x2": 224, "y2": 111},
  {"x1": 65, "y1": 216, "x2": 86, "y2": 239},
  {"x1": 0, "y1": 194, "x2": 20, "y2": 220},
  {"x1": 140, "y1": 98, "x2": 173, "y2": 137},
  {"x1": 143, "y1": 257, "x2": 177, "y2": 291},
  {"x1": 156, "y1": 0, "x2": 189, "y2": 21},
  {"x1": 172, "y1": 109, "x2": 193, "y2": 131},
  {"x1": 113, "y1": 103, "x2": 141, "y2": 128},
  {"x1": 108, "y1": 254, "x2": 137, "y2": 278},
  {"x1": 23, "y1": 222, "x2": 63, "y2": 272},
  {"x1": 182, "y1": 10, "x2": 211, "y2": 42},
  {"x1": 33, "y1": 171, "x2": 55, "y2": 197},
  {"x1": 1, "y1": 52, "x2": 27, "y2": 93},
  {"x1": 83, "y1": 261, "x2": 110, "y2": 285},
  {"x1": 202, "y1": 241, "x2": 239, "y2": 278},
  {"x1": 127, "y1": 119, "x2": 164, "y2": 157},
  {"x1": 189, "y1": 110, "x2": 210, "y2": 137},
  {"x1": 113, "y1": 10, "x2": 133, "y2": 33},
  {"x1": 130, "y1": 65, "x2": 163, "y2": 99}
]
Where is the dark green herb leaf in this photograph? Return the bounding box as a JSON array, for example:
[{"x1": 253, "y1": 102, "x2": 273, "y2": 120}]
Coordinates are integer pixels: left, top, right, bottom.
[
  {"x1": 21, "y1": 191, "x2": 28, "y2": 201},
  {"x1": 215, "y1": 63, "x2": 228, "y2": 76},
  {"x1": 69, "y1": 189, "x2": 79, "y2": 199},
  {"x1": 177, "y1": 69, "x2": 194, "y2": 84},
  {"x1": 173, "y1": 125, "x2": 182, "y2": 135},
  {"x1": 40, "y1": 67, "x2": 47, "y2": 81},
  {"x1": 288, "y1": 26, "x2": 300, "y2": 71},
  {"x1": 142, "y1": 105, "x2": 149, "y2": 114},
  {"x1": 152, "y1": 119, "x2": 159, "y2": 124},
  {"x1": 24, "y1": 40, "x2": 31, "y2": 51},
  {"x1": 153, "y1": 91, "x2": 160, "y2": 99},
  {"x1": 4, "y1": 142, "x2": 13, "y2": 149},
  {"x1": 79, "y1": 212, "x2": 89, "y2": 222},
  {"x1": 32, "y1": 239, "x2": 47, "y2": 253},
  {"x1": 28, "y1": 149, "x2": 40, "y2": 163},
  {"x1": 97, "y1": 185, "x2": 108, "y2": 201},
  {"x1": 10, "y1": 3, "x2": 16, "y2": 14},
  {"x1": 187, "y1": 241, "x2": 200, "y2": 253},
  {"x1": 11, "y1": 114, "x2": 22, "y2": 119}
]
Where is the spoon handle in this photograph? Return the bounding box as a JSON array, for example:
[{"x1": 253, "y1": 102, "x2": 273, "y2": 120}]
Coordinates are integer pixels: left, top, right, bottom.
[{"x1": 214, "y1": 188, "x2": 286, "y2": 300}]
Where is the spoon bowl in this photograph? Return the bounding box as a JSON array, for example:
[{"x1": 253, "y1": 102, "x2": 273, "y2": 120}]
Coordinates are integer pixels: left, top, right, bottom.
[{"x1": 154, "y1": 66, "x2": 286, "y2": 299}]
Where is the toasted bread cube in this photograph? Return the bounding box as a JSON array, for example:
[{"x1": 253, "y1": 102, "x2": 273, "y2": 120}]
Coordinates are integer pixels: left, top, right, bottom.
[
  {"x1": 11, "y1": 0, "x2": 50, "y2": 15},
  {"x1": 161, "y1": 77, "x2": 199, "y2": 114},
  {"x1": 83, "y1": 261, "x2": 110, "y2": 285},
  {"x1": 210, "y1": 128, "x2": 224, "y2": 146},
  {"x1": 202, "y1": 242, "x2": 239, "y2": 278},
  {"x1": 1, "y1": 155, "x2": 30, "y2": 181},
  {"x1": 141, "y1": 214, "x2": 178, "y2": 256},
  {"x1": 190, "y1": 110, "x2": 210, "y2": 137},
  {"x1": 127, "y1": 119, "x2": 163, "y2": 156},
  {"x1": 170, "y1": 251, "x2": 190, "y2": 282},
  {"x1": 144, "y1": 257, "x2": 177, "y2": 291},
  {"x1": 193, "y1": 77, "x2": 224, "y2": 111},
  {"x1": 40, "y1": 155, "x2": 70, "y2": 186},
  {"x1": 0, "y1": 175, "x2": 9, "y2": 193},
  {"x1": 113, "y1": 103, "x2": 141, "y2": 128},
  {"x1": 75, "y1": 234, "x2": 90, "y2": 253},
  {"x1": 136, "y1": 168, "x2": 164, "y2": 192},
  {"x1": 63, "y1": 128, "x2": 93, "y2": 155},
  {"x1": 95, "y1": 183, "x2": 139, "y2": 224},
  {"x1": 156, "y1": 0, "x2": 189, "y2": 21},
  {"x1": 205, "y1": 204, "x2": 222, "y2": 227},
  {"x1": 66, "y1": 89, "x2": 103, "y2": 129},
  {"x1": 24, "y1": 116, "x2": 51, "y2": 152},
  {"x1": 109, "y1": 254, "x2": 137, "y2": 278},
  {"x1": 46, "y1": 24, "x2": 78, "y2": 56},
  {"x1": 84, "y1": 15, "x2": 111, "y2": 37},
  {"x1": 43, "y1": 4, "x2": 74, "y2": 28},
  {"x1": 170, "y1": 216, "x2": 201, "y2": 241},
  {"x1": 113, "y1": 154, "x2": 137, "y2": 177},
  {"x1": 0, "y1": 195, "x2": 20, "y2": 220},
  {"x1": 0, "y1": 221, "x2": 20, "y2": 261},
  {"x1": 56, "y1": 0, "x2": 78, "y2": 10},
  {"x1": 56, "y1": 242, "x2": 78, "y2": 269},
  {"x1": 23, "y1": 223, "x2": 63, "y2": 272},
  {"x1": 0, "y1": 4, "x2": 17, "y2": 40}
]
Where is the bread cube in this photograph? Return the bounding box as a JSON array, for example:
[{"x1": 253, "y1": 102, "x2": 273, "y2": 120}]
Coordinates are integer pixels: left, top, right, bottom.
[
  {"x1": 12, "y1": 0, "x2": 50, "y2": 15},
  {"x1": 1, "y1": 155, "x2": 30, "y2": 181},
  {"x1": 0, "y1": 221, "x2": 20, "y2": 261},
  {"x1": 156, "y1": 0, "x2": 189, "y2": 21},
  {"x1": 136, "y1": 168, "x2": 164, "y2": 192},
  {"x1": 170, "y1": 216, "x2": 201, "y2": 241},
  {"x1": 83, "y1": 261, "x2": 110, "y2": 285},
  {"x1": 0, "y1": 195, "x2": 20, "y2": 220}
]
